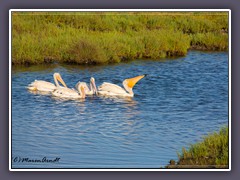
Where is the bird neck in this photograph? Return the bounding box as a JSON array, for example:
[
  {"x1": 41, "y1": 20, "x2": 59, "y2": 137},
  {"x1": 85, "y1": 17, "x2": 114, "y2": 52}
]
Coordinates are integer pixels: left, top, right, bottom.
[
  {"x1": 90, "y1": 81, "x2": 94, "y2": 92},
  {"x1": 90, "y1": 79, "x2": 98, "y2": 94},
  {"x1": 78, "y1": 86, "x2": 85, "y2": 98},
  {"x1": 54, "y1": 75, "x2": 60, "y2": 87},
  {"x1": 123, "y1": 81, "x2": 134, "y2": 96}
]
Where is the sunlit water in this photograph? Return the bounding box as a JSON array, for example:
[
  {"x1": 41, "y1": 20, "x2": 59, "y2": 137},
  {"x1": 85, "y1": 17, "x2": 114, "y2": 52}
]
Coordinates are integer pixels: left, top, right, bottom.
[{"x1": 11, "y1": 51, "x2": 229, "y2": 169}]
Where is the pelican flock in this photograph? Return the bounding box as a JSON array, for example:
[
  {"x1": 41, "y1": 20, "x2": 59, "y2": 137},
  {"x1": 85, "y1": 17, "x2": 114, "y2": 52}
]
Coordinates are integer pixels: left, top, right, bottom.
[{"x1": 27, "y1": 73, "x2": 146, "y2": 100}]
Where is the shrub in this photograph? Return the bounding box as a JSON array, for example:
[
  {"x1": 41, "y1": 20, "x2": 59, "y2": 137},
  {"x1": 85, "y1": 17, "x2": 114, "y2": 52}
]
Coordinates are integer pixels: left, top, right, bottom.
[{"x1": 63, "y1": 38, "x2": 108, "y2": 64}]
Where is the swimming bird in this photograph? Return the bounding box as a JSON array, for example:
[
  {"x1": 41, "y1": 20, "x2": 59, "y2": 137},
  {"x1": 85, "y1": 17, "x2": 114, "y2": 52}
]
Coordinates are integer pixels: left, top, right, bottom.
[
  {"x1": 98, "y1": 74, "x2": 146, "y2": 97},
  {"x1": 75, "y1": 77, "x2": 98, "y2": 95},
  {"x1": 52, "y1": 83, "x2": 86, "y2": 99},
  {"x1": 27, "y1": 73, "x2": 67, "y2": 92}
]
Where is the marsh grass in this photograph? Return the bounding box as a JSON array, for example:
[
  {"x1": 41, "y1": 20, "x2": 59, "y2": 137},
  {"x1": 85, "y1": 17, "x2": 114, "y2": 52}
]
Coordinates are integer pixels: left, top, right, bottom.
[
  {"x1": 166, "y1": 126, "x2": 229, "y2": 168},
  {"x1": 191, "y1": 32, "x2": 228, "y2": 50},
  {"x1": 12, "y1": 12, "x2": 228, "y2": 65}
]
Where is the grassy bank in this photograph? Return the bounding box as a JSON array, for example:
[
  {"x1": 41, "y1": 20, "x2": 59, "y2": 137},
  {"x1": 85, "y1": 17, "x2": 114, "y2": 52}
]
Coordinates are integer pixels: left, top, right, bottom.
[
  {"x1": 166, "y1": 126, "x2": 229, "y2": 169},
  {"x1": 12, "y1": 12, "x2": 228, "y2": 65}
]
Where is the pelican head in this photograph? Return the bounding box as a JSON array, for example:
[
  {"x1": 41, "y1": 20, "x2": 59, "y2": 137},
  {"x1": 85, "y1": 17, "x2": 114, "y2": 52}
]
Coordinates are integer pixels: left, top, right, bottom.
[
  {"x1": 122, "y1": 74, "x2": 146, "y2": 94},
  {"x1": 53, "y1": 73, "x2": 67, "y2": 87},
  {"x1": 76, "y1": 83, "x2": 86, "y2": 99},
  {"x1": 90, "y1": 77, "x2": 98, "y2": 95}
]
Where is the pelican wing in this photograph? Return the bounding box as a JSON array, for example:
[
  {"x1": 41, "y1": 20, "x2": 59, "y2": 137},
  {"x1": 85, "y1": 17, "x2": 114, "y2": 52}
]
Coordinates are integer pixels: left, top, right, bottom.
[
  {"x1": 27, "y1": 80, "x2": 56, "y2": 91},
  {"x1": 52, "y1": 87, "x2": 79, "y2": 98},
  {"x1": 98, "y1": 82, "x2": 126, "y2": 94}
]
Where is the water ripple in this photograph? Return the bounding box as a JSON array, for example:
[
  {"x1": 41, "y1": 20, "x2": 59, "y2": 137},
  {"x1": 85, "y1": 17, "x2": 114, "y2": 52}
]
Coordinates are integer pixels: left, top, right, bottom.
[{"x1": 12, "y1": 51, "x2": 229, "y2": 168}]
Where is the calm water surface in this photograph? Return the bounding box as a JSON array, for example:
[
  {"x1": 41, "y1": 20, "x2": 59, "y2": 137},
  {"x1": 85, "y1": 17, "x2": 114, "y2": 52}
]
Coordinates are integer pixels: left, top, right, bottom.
[{"x1": 11, "y1": 51, "x2": 229, "y2": 168}]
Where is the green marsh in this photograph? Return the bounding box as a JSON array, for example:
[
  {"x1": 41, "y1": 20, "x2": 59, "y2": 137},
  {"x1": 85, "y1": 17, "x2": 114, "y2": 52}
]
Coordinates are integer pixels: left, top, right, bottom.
[
  {"x1": 12, "y1": 12, "x2": 228, "y2": 65},
  {"x1": 166, "y1": 126, "x2": 229, "y2": 168}
]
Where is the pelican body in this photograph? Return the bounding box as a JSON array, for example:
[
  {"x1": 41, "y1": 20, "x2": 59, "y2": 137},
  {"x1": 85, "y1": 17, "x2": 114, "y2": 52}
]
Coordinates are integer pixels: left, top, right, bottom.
[
  {"x1": 27, "y1": 73, "x2": 67, "y2": 92},
  {"x1": 52, "y1": 83, "x2": 86, "y2": 99},
  {"x1": 98, "y1": 74, "x2": 146, "y2": 97},
  {"x1": 75, "y1": 77, "x2": 98, "y2": 95}
]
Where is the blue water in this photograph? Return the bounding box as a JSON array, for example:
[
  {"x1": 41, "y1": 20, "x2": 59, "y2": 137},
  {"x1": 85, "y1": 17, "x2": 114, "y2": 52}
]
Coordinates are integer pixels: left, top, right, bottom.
[{"x1": 11, "y1": 51, "x2": 229, "y2": 169}]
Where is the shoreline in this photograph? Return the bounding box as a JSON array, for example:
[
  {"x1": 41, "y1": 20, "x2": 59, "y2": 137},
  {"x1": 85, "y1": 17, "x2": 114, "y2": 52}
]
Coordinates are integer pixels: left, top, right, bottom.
[
  {"x1": 164, "y1": 126, "x2": 229, "y2": 169},
  {"x1": 12, "y1": 48, "x2": 228, "y2": 66}
]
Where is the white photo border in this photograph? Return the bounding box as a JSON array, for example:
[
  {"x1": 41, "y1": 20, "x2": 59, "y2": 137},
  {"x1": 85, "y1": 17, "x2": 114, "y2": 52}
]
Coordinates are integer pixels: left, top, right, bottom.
[{"x1": 9, "y1": 9, "x2": 231, "y2": 171}]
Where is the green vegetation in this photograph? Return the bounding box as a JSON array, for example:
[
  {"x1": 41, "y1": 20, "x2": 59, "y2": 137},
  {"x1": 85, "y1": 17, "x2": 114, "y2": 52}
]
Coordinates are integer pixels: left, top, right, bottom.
[
  {"x1": 12, "y1": 12, "x2": 229, "y2": 65},
  {"x1": 166, "y1": 126, "x2": 229, "y2": 169}
]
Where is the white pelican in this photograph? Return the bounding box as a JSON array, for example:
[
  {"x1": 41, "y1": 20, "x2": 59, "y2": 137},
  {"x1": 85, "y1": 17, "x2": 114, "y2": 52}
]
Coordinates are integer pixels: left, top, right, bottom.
[
  {"x1": 27, "y1": 73, "x2": 67, "y2": 92},
  {"x1": 98, "y1": 74, "x2": 146, "y2": 97},
  {"x1": 75, "y1": 77, "x2": 98, "y2": 95},
  {"x1": 52, "y1": 83, "x2": 86, "y2": 99}
]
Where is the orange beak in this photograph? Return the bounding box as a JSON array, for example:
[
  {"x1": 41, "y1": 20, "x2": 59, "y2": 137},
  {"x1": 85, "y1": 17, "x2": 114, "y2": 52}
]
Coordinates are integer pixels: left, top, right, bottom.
[
  {"x1": 125, "y1": 74, "x2": 146, "y2": 89},
  {"x1": 56, "y1": 74, "x2": 67, "y2": 88}
]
